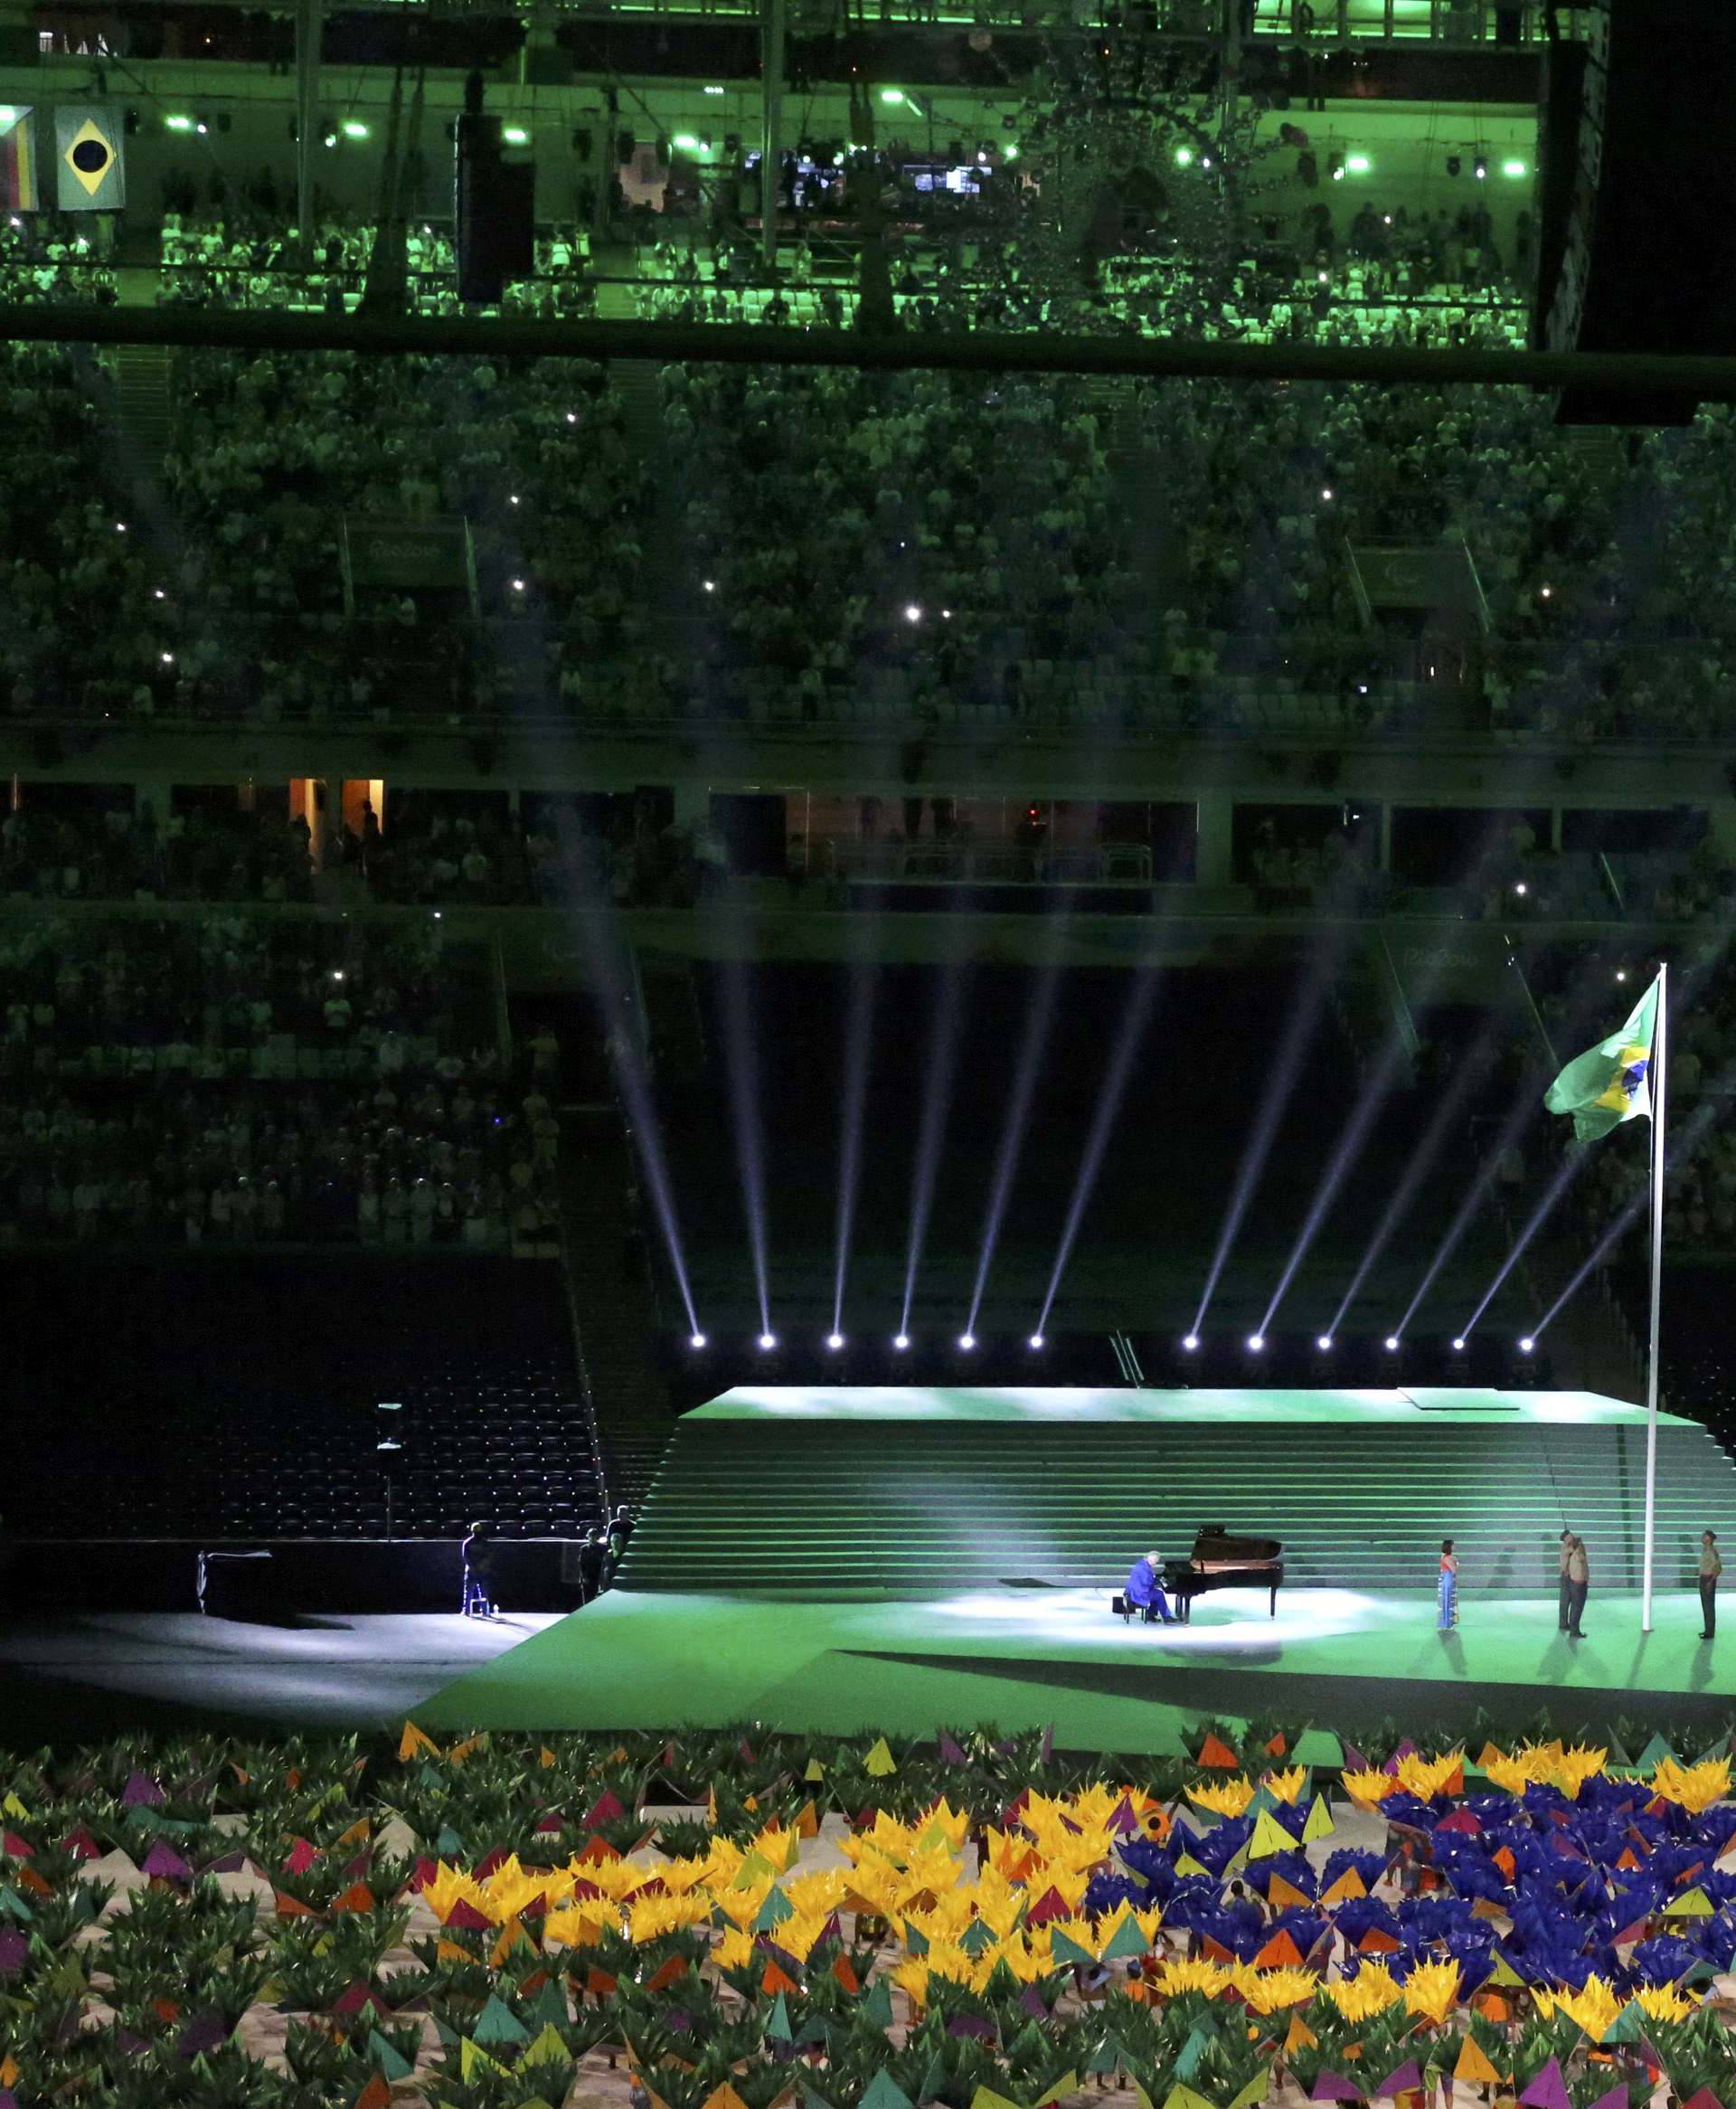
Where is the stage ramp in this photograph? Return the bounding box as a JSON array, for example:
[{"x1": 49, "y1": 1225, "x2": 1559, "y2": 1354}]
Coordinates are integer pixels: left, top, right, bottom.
[{"x1": 619, "y1": 1386, "x2": 1736, "y2": 1600}]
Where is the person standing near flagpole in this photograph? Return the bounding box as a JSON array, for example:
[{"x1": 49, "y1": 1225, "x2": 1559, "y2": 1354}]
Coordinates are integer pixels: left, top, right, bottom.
[
  {"x1": 1543, "y1": 963, "x2": 1665, "y2": 1631},
  {"x1": 1700, "y1": 1530, "x2": 1722, "y2": 1640}
]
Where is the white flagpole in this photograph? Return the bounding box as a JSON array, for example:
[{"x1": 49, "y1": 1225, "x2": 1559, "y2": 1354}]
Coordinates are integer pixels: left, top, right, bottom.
[{"x1": 1641, "y1": 960, "x2": 1667, "y2": 1634}]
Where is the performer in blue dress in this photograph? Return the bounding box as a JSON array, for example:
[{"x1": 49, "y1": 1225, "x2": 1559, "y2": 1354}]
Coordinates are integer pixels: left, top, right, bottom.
[
  {"x1": 1437, "y1": 1538, "x2": 1459, "y2": 1630},
  {"x1": 1127, "y1": 1549, "x2": 1176, "y2": 1624}
]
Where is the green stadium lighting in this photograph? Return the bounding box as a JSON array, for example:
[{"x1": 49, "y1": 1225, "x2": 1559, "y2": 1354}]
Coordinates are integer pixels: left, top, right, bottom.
[
  {"x1": 881, "y1": 88, "x2": 905, "y2": 105},
  {"x1": 341, "y1": 119, "x2": 370, "y2": 140},
  {"x1": 1174, "y1": 146, "x2": 1194, "y2": 166},
  {"x1": 1345, "y1": 153, "x2": 1372, "y2": 174},
  {"x1": 1503, "y1": 157, "x2": 1528, "y2": 177},
  {"x1": 165, "y1": 114, "x2": 196, "y2": 132},
  {"x1": 673, "y1": 133, "x2": 703, "y2": 154},
  {"x1": 703, "y1": 84, "x2": 725, "y2": 95},
  {"x1": 503, "y1": 125, "x2": 530, "y2": 145}
]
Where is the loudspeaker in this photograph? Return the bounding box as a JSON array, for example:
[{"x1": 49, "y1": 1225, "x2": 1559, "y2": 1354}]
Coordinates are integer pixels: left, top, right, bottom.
[
  {"x1": 1539, "y1": 0, "x2": 1736, "y2": 422},
  {"x1": 455, "y1": 109, "x2": 534, "y2": 305}
]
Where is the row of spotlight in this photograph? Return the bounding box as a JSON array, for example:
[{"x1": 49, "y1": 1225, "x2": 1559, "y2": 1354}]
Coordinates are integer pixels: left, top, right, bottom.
[
  {"x1": 1190, "y1": 1333, "x2": 1534, "y2": 1355},
  {"x1": 687, "y1": 1330, "x2": 1537, "y2": 1352},
  {"x1": 690, "y1": 1331, "x2": 1034, "y2": 1350}
]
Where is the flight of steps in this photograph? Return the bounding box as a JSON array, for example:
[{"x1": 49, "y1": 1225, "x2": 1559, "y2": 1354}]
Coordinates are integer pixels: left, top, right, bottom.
[
  {"x1": 111, "y1": 345, "x2": 175, "y2": 469},
  {"x1": 621, "y1": 1404, "x2": 1736, "y2": 1598},
  {"x1": 556, "y1": 1108, "x2": 677, "y2": 1508}
]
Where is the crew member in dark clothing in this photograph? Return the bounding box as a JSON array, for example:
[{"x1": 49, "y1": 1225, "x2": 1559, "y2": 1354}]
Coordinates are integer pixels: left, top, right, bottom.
[
  {"x1": 575, "y1": 1526, "x2": 607, "y2": 1603},
  {"x1": 461, "y1": 1519, "x2": 495, "y2": 1617}
]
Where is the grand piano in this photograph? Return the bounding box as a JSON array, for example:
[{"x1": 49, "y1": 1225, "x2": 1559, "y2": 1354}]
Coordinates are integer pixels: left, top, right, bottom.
[{"x1": 1162, "y1": 1528, "x2": 1284, "y2": 1622}]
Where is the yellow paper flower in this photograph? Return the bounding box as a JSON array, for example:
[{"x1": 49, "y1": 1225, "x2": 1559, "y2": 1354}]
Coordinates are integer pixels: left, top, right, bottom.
[
  {"x1": 712, "y1": 1876, "x2": 776, "y2": 1930},
  {"x1": 712, "y1": 1925, "x2": 758, "y2": 1973},
  {"x1": 782, "y1": 1868, "x2": 847, "y2": 1919},
  {"x1": 1634, "y1": 1981, "x2": 1700, "y2": 2025},
  {"x1": 1323, "y1": 1963, "x2": 1402, "y2": 2021},
  {"x1": 748, "y1": 1823, "x2": 803, "y2": 1874},
  {"x1": 1650, "y1": 1756, "x2": 1731, "y2": 1816},
  {"x1": 421, "y1": 1863, "x2": 486, "y2": 1924},
  {"x1": 481, "y1": 1854, "x2": 557, "y2": 1924},
  {"x1": 894, "y1": 1843, "x2": 968, "y2": 1908},
  {"x1": 911, "y1": 1798, "x2": 972, "y2": 1853},
  {"x1": 656, "y1": 1853, "x2": 721, "y2": 1896},
  {"x1": 1241, "y1": 1965, "x2": 1319, "y2": 2013},
  {"x1": 771, "y1": 1909, "x2": 831, "y2": 1964},
  {"x1": 541, "y1": 1902, "x2": 609, "y2": 1948},
  {"x1": 1340, "y1": 1770, "x2": 1399, "y2": 1807},
  {"x1": 627, "y1": 1890, "x2": 712, "y2": 1943},
  {"x1": 1395, "y1": 1752, "x2": 1462, "y2": 1802},
  {"x1": 1186, "y1": 1775, "x2": 1256, "y2": 1819},
  {"x1": 1264, "y1": 1766, "x2": 1309, "y2": 1807},
  {"x1": 1156, "y1": 1957, "x2": 1236, "y2": 2000},
  {"x1": 1401, "y1": 1957, "x2": 1462, "y2": 2025},
  {"x1": 1533, "y1": 1976, "x2": 1622, "y2": 2041}
]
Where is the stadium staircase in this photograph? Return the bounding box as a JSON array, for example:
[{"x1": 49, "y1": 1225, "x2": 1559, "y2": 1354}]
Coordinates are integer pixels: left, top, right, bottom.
[
  {"x1": 111, "y1": 345, "x2": 175, "y2": 469},
  {"x1": 621, "y1": 1398, "x2": 1736, "y2": 1598}
]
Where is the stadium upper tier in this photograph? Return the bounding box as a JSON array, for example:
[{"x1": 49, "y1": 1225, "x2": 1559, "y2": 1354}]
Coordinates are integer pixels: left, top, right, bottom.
[{"x1": 4, "y1": 317, "x2": 1735, "y2": 750}]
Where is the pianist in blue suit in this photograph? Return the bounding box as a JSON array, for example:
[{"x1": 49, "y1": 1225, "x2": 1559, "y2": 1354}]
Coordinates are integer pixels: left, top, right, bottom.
[{"x1": 1127, "y1": 1549, "x2": 1176, "y2": 1625}]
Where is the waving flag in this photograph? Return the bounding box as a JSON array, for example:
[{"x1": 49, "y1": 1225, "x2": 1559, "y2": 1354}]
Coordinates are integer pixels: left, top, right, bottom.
[
  {"x1": 0, "y1": 105, "x2": 37, "y2": 213},
  {"x1": 1543, "y1": 971, "x2": 1661, "y2": 1141}
]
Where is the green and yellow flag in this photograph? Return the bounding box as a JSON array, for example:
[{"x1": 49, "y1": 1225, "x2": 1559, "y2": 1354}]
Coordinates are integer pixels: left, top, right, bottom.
[{"x1": 1543, "y1": 972, "x2": 1660, "y2": 1142}]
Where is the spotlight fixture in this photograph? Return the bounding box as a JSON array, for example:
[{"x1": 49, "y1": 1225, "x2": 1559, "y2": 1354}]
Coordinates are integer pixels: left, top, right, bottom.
[
  {"x1": 893, "y1": 1333, "x2": 910, "y2": 1350},
  {"x1": 1384, "y1": 1334, "x2": 1401, "y2": 1351},
  {"x1": 1446, "y1": 154, "x2": 1462, "y2": 177},
  {"x1": 1321, "y1": 487, "x2": 1335, "y2": 501},
  {"x1": 904, "y1": 604, "x2": 922, "y2": 623},
  {"x1": 1247, "y1": 1333, "x2": 1265, "y2": 1353},
  {"x1": 1518, "y1": 1336, "x2": 1535, "y2": 1354},
  {"x1": 958, "y1": 1333, "x2": 976, "y2": 1351},
  {"x1": 1344, "y1": 153, "x2": 1371, "y2": 174},
  {"x1": 689, "y1": 1331, "x2": 707, "y2": 1348},
  {"x1": 1182, "y1": 1333, "x2": 1200, "y2": 1352},
  {"x1": 1316, "y1": 1335, "x2": 1333, "y2": 1351},
  {"x1": 1615, "y1": 969, "x2": 1628, "y2": 983},
  {"x1": 1474, "y1": 154, "x2": 1488, "y2": 180},
  {"x1": 1028, "y1": 1333, "x2": 1045, "y2": 1350},
  {"x1": 758, "y1": 1331, "x2": 777, "y2": 1351},
  {"x1": 826, "y1": 1332, "x2": 844, "y2": 1351},
  {"x1": 1502, "y1": 157, "x2": 1528, "y2": 178},
  {"x1": 1452, "y1": 1337, "x2": 1467, "y2": 1351},
  {"x1": 1174, "y1": 145, "x2": 1194, "y2": 166},
  {"x1": 1327, "y1": 149, "x2": 1344, "y2": 181},
  {"x1": 1514, "y1": 882, "x2": 1528, "y2": 896}
]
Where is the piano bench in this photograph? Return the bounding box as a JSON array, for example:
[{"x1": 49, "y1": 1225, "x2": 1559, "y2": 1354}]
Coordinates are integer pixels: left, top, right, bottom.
[{"x1": 1111, "y1": 1593, "x2": 1131, "y2": 1622}]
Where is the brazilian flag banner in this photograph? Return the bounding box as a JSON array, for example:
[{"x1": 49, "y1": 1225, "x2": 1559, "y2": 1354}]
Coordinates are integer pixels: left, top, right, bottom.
[
  {"x1": 1543, "y1": 970, "x2": 1660, "y2": 1142},
  {"x1": 54, "y1": 104, "x2": 124, "y2": 212}
]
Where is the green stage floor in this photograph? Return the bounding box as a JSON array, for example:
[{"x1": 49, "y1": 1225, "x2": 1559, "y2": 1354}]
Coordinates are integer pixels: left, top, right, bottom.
[
  {"x1": 687, "y1": 1386, "x2": 1669, "y2": 1428},
  {"x1": 419, "y1": 1583, "x2": 1736, "y2": 1751}
]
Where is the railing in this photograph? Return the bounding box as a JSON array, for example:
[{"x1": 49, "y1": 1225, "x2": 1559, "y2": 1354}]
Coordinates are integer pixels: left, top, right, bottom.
[
  {"x1": 829, "y1": 839, "x2": 1156, "y2": 883},
  {"x1": 535, "y1": 0, "x2": 1556, "y2": 40}
]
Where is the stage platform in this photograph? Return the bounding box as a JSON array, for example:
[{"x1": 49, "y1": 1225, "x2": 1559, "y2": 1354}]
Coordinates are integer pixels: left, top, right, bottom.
[
  {"x1": 618, "y1": 1385, "x2": 1734, "y2": 1597},
  {"x1": 419, "y1": 1583, "x2": 1736, "y2": 1749},
  {"x1": 419, "y1": 1386, "x2": 1736, "y2": 1746}
]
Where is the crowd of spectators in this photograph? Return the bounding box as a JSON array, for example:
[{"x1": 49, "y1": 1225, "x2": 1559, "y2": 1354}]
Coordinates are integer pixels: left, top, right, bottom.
[
  {"x1": 0, "y1": 212, "x2": 117, "y2": 306},
  {"x1": 0, "y1": 913, "x2": 564, "y2": 1248},
  {"x1": 7, "y1": 179, "x2": 1736, "y2": 742},
  {"x1": 158, "y1": 203, "x2": 599, "y2": 317}
]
